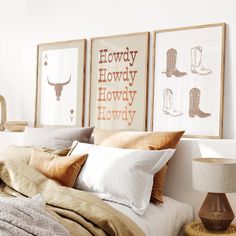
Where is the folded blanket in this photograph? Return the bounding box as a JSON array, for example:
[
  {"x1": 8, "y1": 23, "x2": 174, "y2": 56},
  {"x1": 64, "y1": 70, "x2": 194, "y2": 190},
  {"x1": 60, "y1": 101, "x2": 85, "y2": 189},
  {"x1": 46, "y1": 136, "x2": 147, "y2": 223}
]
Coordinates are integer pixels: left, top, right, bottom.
[
  {"x1": 4, "y1": 121, "x2": 28, "y2": 132},
  {"x1": 0, "y1": 194, "x2": 69, "y2": 236},
  {"x1": 0, "y1": 160, "x2": 144, "y2": 236}
]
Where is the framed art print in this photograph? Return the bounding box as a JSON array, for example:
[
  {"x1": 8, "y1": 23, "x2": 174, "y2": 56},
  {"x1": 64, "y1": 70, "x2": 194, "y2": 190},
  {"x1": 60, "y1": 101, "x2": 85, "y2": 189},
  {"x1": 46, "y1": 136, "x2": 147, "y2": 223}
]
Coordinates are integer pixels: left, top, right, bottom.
[
  {"x1": 35, "y1": 39, "x2": 86, "y2": 127},
  {"x1": 0, "y1": 95, "x2": 6, "y2": 131},
  {"x1": 152, "y1": 23, "x2": 226, "y2": 138},
  {"x1": 89, "y1": 32, "x2": 149, "y2": 130}
]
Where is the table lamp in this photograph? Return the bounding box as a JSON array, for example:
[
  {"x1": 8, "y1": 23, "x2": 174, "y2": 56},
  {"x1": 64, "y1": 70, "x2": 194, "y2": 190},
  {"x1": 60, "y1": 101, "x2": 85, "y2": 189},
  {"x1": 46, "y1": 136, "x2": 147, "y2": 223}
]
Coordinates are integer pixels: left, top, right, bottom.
[{"x1": 192, "y1": 158, "x2": 236, "y2": 231}]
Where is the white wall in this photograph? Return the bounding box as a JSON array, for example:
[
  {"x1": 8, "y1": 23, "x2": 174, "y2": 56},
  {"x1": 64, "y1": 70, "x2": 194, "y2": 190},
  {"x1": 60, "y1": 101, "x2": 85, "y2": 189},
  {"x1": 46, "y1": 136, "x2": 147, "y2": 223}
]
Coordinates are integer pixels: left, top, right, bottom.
[{"x1": 0, "y1": 0, "x2": 236, "y2": 137}]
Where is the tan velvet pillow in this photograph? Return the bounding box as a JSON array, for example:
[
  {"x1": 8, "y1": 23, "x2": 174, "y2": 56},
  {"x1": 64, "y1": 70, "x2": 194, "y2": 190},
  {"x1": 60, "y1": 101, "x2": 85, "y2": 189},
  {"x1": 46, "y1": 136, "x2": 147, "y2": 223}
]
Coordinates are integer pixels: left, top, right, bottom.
[
  {"x1": 29, "y1": 150, "x2": 87, "y2": 187},
  {"x1": 94, "y1": 129, "x2": 184, "y2": 203}
]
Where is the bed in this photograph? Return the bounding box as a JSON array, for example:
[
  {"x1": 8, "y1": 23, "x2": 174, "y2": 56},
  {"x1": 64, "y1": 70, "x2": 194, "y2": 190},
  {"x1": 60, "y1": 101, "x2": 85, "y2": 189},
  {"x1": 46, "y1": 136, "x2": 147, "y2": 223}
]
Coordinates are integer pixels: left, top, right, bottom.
[
  {"x1": 106, "y1": 197, "x2": 193, "y2": 236},
  {"x1": 0, "y1": 127, "x2": 193, "y2": 236}
]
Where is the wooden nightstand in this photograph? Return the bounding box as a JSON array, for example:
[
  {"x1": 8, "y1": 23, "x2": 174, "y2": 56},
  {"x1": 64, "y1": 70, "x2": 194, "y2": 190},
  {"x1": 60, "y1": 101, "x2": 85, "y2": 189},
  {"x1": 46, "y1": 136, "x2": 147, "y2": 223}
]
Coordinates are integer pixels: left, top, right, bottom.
[{"x1": 185, "y1": 221, "x2": 236, "y2": 236}]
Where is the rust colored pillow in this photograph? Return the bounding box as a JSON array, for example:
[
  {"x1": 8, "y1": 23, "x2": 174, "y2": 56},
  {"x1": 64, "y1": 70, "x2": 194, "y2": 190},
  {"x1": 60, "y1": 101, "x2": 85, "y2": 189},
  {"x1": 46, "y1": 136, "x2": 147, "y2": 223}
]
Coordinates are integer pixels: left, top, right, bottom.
[
  {"x1": 94, "y1": 129, "x2": 184, "y2": 203},
  {"x1": 29, "y1": 150, "x2": 87, "y2": 187}
]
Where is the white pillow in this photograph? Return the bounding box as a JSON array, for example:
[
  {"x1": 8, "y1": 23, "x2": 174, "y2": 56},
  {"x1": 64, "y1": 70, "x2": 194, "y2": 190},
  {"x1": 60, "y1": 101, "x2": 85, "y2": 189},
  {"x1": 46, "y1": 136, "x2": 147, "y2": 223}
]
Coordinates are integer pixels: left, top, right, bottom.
[
  {"x1": 70, "y1": 142, "x2": 175, "y2": 215},
  {"x1": 22, "y1": 127, "x2": 94, "y2": 150}
]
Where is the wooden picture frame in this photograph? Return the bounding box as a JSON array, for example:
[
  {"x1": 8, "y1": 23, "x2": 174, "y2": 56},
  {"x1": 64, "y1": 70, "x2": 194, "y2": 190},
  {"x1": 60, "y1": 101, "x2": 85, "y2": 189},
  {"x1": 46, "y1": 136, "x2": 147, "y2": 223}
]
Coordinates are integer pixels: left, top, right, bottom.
[
  {"x1": 35, "y1": 39, "x2": 86, "y2": 128},
  {"x1": 89, "y1": 32, "x2": 149, "y2": 130},
  {"x1": 152, "y1": 23, "x2": 226, "y2": 138},
  {"x1": 0, "y1": 95, "x2": 6, "y2": 131}
]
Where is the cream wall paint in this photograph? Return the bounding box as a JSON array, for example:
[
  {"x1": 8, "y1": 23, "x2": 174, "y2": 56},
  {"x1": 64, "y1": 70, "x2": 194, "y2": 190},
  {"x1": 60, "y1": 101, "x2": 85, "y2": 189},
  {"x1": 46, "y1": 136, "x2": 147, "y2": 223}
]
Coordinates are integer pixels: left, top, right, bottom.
[{"x1": 0, "y1": 0, "x2": 235, "y2": 137}]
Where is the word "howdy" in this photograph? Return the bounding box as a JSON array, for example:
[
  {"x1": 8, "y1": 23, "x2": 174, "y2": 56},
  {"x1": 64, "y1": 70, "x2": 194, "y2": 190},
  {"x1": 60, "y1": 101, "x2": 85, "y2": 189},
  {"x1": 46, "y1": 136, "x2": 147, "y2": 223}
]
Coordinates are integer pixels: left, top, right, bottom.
[
  {"x1": 98, "y1": 87, "x2": 137, "y2": 106},
  {"x1": 97, "y1": 106, "x2": 136, "y2": 126},
  {"x1": 98, "y1": 67, "x2": 137, "y2": 87},
  {"x1": 99, "y1": 47, "x2": 138, "y2": 66}
]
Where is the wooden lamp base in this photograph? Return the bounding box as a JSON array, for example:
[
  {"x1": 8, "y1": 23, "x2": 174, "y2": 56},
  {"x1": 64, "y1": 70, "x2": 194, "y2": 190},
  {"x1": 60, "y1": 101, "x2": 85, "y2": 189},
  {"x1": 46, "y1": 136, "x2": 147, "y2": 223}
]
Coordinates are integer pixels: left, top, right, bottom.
[{"x1": 199, "y1": 192, "x2": 235, "y2": 231}]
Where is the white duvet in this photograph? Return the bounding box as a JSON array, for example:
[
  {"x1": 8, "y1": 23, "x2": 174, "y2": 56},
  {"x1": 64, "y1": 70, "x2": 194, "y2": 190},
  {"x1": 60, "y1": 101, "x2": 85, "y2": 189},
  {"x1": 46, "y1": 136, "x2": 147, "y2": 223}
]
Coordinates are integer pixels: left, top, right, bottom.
[{"x1": 106, "y1": 196, "x2": 193, "y2": 236}]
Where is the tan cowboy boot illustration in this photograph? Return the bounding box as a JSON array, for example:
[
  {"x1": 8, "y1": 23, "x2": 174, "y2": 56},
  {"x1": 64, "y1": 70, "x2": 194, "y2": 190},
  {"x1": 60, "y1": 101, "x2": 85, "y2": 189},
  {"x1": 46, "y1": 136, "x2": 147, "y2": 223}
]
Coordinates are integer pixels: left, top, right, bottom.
[
  {"x1": 163, "y1": 88, "x2": 183, "y2": 117},
  {"x1": 189, "y1": 88, "x2": 211, "y2": 118},
  {"x1": 162, "y1": 48, "x2": 187, "y2": 78},
  {"x1": 191, "y1": 46, "x2": 212, "y2": 75}
]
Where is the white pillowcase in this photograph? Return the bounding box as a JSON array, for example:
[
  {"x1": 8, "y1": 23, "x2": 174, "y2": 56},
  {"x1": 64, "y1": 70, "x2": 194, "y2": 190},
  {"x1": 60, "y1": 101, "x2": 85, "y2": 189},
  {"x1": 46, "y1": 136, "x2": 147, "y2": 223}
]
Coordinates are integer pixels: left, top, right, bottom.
[{"x1": 70, "y1": 142, "x2": 175, "y2": 215}]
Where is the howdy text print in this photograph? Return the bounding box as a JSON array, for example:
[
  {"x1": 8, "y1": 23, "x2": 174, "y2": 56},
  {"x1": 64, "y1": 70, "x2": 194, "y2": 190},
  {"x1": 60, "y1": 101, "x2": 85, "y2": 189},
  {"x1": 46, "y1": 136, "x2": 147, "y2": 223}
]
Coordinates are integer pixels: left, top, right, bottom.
[{"x1": 96, "y1": 47, "x2": 139, "y2": 127}]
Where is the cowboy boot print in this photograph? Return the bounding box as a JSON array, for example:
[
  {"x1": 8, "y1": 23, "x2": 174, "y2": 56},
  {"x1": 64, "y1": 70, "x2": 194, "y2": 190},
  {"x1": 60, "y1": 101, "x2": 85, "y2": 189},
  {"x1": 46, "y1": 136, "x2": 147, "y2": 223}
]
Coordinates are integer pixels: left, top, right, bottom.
[
  {"x1": 163, "y1": 88, "x2": 183, "y2": 117},
  {"x1": 189, "y1": 88, "x2": 211, "y2": 118},
  {"x1": 191, "y1": 46, "x2": 212, "y2": 75},
  {"x1": 162, "y1": 48, "x2": 187, "y2": 78}
]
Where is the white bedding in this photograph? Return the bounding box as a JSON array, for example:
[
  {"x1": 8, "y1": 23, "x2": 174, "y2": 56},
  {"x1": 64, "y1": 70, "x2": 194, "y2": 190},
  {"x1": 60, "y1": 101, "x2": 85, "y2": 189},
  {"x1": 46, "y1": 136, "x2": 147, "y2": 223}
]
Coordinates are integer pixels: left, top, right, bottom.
[{"x1": 105, "y1": 196, "x2": 193, "y2": 236}]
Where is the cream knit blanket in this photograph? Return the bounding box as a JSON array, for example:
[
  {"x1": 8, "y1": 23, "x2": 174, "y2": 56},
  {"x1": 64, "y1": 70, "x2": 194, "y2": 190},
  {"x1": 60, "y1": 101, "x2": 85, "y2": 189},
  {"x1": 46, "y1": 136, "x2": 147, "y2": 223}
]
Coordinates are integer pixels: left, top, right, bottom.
[{"x1": 0, "y1": 194, "x2": 69, "y2": 236}]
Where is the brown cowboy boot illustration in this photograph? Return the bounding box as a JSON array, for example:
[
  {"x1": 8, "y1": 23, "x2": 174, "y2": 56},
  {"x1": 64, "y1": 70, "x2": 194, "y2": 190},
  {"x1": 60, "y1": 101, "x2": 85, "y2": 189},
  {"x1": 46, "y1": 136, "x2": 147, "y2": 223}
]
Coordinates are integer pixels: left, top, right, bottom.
[
  {"x1": 191, "y1": 46, "x2": 212, "y2": 75},
  {"x1": 163, "y1": 88, "x2": 183, "y2": 116},
  {"x1": 163, "y1": 48, "x2": 187, "y2": 77},
  {"x1": 189, "y1": 88, "x2": 211, "y2": 118}
]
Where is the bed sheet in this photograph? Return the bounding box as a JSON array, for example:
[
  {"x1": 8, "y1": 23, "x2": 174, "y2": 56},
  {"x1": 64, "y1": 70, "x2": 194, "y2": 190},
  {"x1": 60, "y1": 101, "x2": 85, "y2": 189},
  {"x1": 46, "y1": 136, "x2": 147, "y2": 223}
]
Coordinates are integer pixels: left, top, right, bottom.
[{"x1": 105, "y1": 196, "x2": 193, "y2": 236}]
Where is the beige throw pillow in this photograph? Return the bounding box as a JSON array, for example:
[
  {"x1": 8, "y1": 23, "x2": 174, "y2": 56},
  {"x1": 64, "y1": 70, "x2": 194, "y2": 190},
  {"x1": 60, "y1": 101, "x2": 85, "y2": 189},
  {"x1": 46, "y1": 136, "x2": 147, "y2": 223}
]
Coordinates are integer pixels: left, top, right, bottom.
[
  {"x1": 0, "y1": 145, "x2": 71, "y2": 164},
  {"x1": 94, "y1": 129, "x2": 184, "y2": 203}
]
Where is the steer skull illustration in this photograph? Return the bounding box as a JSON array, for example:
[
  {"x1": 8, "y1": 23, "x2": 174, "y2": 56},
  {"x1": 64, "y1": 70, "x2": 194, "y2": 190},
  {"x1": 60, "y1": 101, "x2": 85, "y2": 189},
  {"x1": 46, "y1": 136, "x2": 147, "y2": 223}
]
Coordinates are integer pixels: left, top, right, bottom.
[{"x1": 47, "y1": 75, "x2": 71, "y2": 101}]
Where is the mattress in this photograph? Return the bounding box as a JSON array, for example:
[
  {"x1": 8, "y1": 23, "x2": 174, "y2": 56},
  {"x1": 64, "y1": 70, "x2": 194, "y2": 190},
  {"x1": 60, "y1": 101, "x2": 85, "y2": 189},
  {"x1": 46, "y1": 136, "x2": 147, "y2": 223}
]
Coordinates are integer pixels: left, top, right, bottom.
[{"x1": 105, "y1": 196, "x2": 193, "y2": 236}]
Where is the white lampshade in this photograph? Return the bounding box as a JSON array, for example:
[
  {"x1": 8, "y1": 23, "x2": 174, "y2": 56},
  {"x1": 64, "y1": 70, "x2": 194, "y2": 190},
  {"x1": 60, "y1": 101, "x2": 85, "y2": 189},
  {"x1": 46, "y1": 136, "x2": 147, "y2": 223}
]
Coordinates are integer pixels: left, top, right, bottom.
[{"x1": 192, "y1": 158, "x2": 236, "y2": 193}]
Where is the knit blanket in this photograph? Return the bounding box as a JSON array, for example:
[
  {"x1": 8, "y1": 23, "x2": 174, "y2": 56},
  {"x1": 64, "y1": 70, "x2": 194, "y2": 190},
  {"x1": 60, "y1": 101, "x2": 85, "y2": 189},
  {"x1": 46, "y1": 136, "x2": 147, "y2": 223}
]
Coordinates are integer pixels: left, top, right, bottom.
[{"x1": 0, "y1": 194, "x2": 69, "y2": 236}]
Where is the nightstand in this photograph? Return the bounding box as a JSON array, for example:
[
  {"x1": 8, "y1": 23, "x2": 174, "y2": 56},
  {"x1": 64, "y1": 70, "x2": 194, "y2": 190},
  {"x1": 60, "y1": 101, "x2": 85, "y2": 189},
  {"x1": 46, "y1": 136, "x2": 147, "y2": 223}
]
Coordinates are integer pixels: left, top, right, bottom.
[{"x1": 185, "y1": 221, "x2": 236, "y2": 236}]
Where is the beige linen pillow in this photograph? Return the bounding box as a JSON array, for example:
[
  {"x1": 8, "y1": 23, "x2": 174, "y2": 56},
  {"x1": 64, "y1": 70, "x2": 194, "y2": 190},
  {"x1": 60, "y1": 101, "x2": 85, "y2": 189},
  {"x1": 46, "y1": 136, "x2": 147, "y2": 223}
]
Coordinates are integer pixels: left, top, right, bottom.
[
  {"x1": 0, "y1": 145, "x2": 70, "y2": 164},
  {"x1": 0, "y1": 145, "x2": 34, "y2": 164},
  {"x1": 29, "y1": 150, "x2": 87, "y2": 187},
  {"x1": 94, "y1": 129, "x2": 184, "y2": 203}
]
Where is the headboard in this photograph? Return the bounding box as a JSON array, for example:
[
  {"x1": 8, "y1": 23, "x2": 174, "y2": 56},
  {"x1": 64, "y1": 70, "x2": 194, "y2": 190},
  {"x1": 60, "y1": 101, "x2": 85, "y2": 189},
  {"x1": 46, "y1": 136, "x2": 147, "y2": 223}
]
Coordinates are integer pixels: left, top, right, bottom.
[{"x1": 164, "y1": 138, "x2": 236, "y2": 221}]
